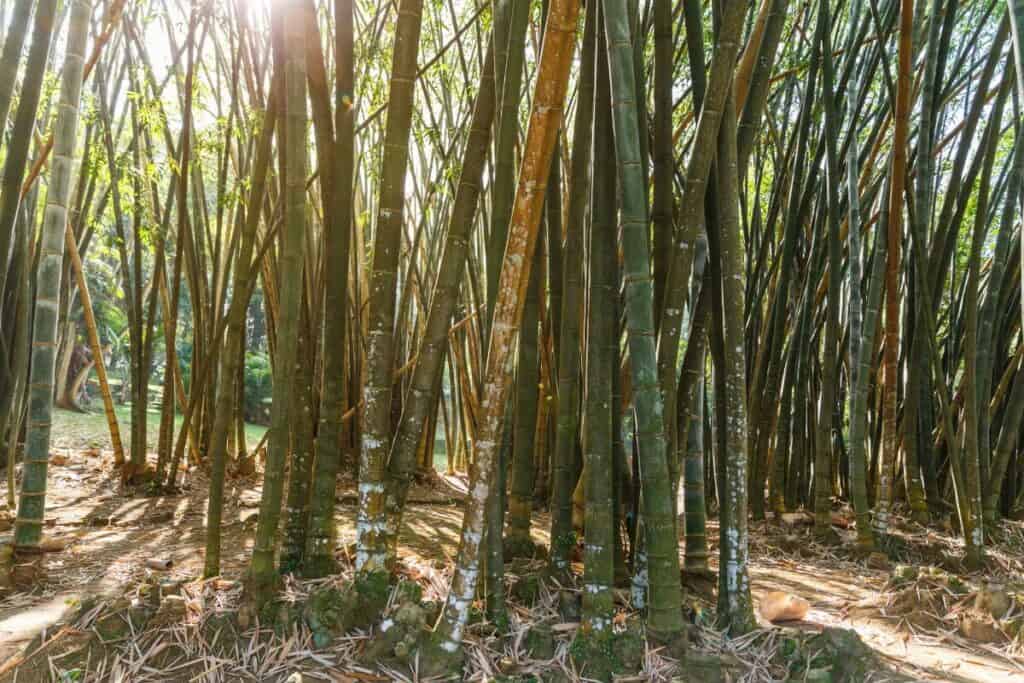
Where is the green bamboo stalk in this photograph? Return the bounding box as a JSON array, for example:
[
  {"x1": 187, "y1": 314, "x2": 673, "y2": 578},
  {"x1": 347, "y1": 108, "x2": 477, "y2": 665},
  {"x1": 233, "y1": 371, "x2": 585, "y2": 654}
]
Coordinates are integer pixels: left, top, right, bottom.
[
  {"x1": 249, "y1": 0, "x2": 307, "y2": 606},
  {"x1": 489, "y1": 240, "x2": 540, "y2": 625},
  {"x1": 679, "y1": 272, "x2": 710, "y2": 572},
  {"x1": 96, "y1": 60, "x2": 147, "y2": 474},
  {"x1": 877, "y1": 0, "x2": 914, "y2": 538},
  {"x1": 382, "y1": 36, "x2": 497, "y2": 564},
  {"x1": 747, "y1": 24, "x2": 819, "y2": 522},
  {"x1": 204, "y1": 87, "x2": 277, "y2": 578},
  {"x1": 655, "y1": 1, "x2": 747, "y2": 441},
  {"x1": 976, "y1": 108, "x2": 1021, "y2": 518},
  {"x1": 961, "y1": 78, "x2": 1009, "y2": 568},
  {"x1": 549, "y1": 0, "x2": 595, "y2": 573},
  {"x1": 846, "y1": 133, "x2": 883, "y2": 549},
  {"x1": 983, "y1": 134, "x2": 1024, "y2": 520},
  {"x1": 713, "y1": 87, "x2": 755, "y2": 635},
  {"x1": 581, "y1": 27, "x2": 616, "y2": 631},
  {"x1": 305, "y1": 0, "x2": 356, "y2": 579},
  {"x1": 14, "y1": 0, "x2": 91, "y2": 550},
  {"x1": 736, "y1": 0, "x2": 789, "y2": 178},
  {"x1": 650, "y1": 0, "x2": 672, "y2": 317},
  {"x1": 902, "y1": 0, "x2": 944, "y2": 525},
  {"x1": 0, "y1": 0, "x2": 33, "y2": 135},
  {"x1": 601, "y1": 0, "x2": 683, "y2": 640},
  {"x1": 0, "y1": 0, "x2": 58, "y2": 311},
  {"x1": 504, "y1": 241, "x2": 541, "y2": 557},
  {"x1": 988, "y1": 367, "x2": 1024, "y2": 519},
  {"x1": 282, "y1": 320, "x2": 317, "y2": 571},
  {"x1": 1009, "y1": 1, "x2": 1024, "y2": 134},
  {"x1": 358, "y1": 0, "x2": 425, "y2": 575},
  {"x1": 485, "y1": 0, "x2": 529, "y2": 327},
  {"x1": 3, "y1": 207, "x2": 30, "y2": 509},
  {"x1": 814, "y1": 0, "x2": 841, "y2": 536}
]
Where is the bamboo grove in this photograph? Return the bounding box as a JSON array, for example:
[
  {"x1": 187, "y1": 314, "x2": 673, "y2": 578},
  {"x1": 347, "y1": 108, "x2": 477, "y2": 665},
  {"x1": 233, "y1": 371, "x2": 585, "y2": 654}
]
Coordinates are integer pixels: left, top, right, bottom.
[{"x1": 0, "y1": 0, "x2": 1022, "y2": 676}]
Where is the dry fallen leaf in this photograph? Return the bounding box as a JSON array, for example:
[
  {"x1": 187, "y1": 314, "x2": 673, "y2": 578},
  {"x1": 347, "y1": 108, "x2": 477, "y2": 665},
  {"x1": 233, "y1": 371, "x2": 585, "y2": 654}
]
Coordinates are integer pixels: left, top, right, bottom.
[{"x1": 759, "y1": 591, "x2": 810, "y2": 623}]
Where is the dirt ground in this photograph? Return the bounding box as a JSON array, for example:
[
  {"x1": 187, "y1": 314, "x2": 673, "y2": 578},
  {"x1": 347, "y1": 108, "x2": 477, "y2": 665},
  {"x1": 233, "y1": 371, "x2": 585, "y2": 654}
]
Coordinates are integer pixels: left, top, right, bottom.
[{"x1": 1, "y1": 413, "x2": 1022, "y2": 681}]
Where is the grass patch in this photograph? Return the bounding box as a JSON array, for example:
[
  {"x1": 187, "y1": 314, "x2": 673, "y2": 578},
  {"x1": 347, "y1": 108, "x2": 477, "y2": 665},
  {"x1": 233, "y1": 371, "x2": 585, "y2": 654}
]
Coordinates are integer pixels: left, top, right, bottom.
[{"x1": 50, "y1": 405, "x2": 267, "y2": 453}]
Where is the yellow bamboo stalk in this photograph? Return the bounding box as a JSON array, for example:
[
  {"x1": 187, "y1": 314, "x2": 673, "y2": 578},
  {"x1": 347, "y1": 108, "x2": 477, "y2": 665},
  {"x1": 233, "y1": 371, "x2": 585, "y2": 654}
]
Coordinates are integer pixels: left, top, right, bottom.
[
  {"x1": 64, "y1": 222, "x2": 125, "y2": 465},
  {"x1": 733, "y1": 0, "x2": 772, "y2": 112}
]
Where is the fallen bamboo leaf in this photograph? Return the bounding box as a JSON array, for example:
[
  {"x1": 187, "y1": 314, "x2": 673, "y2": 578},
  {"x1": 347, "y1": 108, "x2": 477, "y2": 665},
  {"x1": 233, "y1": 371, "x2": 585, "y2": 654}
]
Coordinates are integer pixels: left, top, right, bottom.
[
  {"x1": 146, "y1": 557, "x2": 174, "y2": 570},
  {"x1": 38, "y1": 537, "x2": 69, "y2": 552},
  {"x1": 759, "y1": 591, "x2": 810, "y2": 623}
]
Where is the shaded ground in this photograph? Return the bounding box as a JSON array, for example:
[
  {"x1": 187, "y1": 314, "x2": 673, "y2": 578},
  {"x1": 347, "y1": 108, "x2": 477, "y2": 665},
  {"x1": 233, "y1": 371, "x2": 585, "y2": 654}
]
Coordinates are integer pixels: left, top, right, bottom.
[
  {"x1": 0, "y1": 409, "x2": 1021, "y2": 681},
  {"x1": 0, "y1": 419, "x2": 488, "y2": 668}
]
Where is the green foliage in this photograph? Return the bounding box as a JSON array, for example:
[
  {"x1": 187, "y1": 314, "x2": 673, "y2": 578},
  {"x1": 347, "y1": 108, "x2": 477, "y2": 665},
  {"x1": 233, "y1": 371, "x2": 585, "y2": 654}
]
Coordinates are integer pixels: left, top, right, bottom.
[{"x1": 243, "y1": 351, "x2": 273, "y2": 425}]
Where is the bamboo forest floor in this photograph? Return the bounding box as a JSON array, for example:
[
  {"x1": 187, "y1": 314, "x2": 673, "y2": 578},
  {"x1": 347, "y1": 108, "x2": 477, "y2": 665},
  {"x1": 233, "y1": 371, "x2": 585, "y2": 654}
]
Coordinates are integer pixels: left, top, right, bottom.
[{"x1": 0, "y1": 411, "x2": 1020, "y2": 681}]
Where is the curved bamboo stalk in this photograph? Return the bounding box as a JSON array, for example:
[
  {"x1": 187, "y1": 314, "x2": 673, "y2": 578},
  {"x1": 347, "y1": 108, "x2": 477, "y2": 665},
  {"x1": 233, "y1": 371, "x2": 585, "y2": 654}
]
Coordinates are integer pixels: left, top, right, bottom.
[
  {"x1": 382, "y1": 36, "x2": 497, "y2": 565},
  {"x1": 655, "y1": 0, "x2": 746, "y2": 455},
  {"x1": 0, "y1": 0, "x2": 58, "y2": 312},
  {"x1": 0, "y1": 0, "x2": 34, "y2": 131}
]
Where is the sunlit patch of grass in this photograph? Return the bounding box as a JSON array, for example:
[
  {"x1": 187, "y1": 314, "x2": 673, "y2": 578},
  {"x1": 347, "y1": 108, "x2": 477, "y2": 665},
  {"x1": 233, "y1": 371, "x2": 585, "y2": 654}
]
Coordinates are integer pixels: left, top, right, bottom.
[{"x1": 50, "y1": 406, "x2": 267, "y2": 453}]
